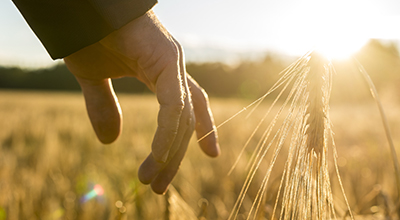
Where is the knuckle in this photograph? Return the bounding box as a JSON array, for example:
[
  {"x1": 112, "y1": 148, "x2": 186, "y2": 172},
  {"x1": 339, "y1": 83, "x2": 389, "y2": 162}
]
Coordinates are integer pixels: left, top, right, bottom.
[
  {"x1": 182, "y1": 105, "x2": 195, "y2": 129},
  {"x1": 174, "y1": 41, "x2": 183, "y2": 54},
  {"x1": 168, "y1": 101, "x2": 185, "y2": 114}
]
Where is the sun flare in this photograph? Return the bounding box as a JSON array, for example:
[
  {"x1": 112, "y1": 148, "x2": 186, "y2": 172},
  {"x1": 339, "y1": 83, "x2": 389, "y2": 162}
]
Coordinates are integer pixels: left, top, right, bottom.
[
  {"x1": 308, "y1": 11, "x2": 370, "y2": 60},
  {"x1": 314, "y1": 37, "x2": 369, "y2": 60},
  {"x1": 277, "y1": 0, "x2": 373, "y2": 60}
]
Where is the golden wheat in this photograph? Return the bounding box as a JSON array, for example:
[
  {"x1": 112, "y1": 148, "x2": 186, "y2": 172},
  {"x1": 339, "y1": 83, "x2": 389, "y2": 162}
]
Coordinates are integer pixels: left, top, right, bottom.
[
  {"x1": 227, "y1": 51, "x2": 355, "y2": 220},
  {"x1": 274, "y1": 53, "x2": 339, "y2": 219}
]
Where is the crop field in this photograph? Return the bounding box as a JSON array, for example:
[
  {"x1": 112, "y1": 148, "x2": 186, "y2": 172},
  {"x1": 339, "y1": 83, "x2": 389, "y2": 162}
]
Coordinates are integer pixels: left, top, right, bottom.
[{"x1": 0, "y1": 85, "x2": 399, "y2": 219}]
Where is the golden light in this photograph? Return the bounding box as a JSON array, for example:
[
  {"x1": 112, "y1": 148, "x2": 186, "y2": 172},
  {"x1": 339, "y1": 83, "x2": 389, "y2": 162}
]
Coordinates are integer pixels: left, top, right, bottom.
[
  {"x1": 310, "y1": 6, "x2": 370, "y2": 60},
  {"x1": 277, "y1": 0, "x2": 374, "y2": 60},
  {"x1": 312, "y1": 15, "x2": 370, "y2": 60},
  {"x1": 315, "y1": 38, "x2": 369, "y2": 60}
]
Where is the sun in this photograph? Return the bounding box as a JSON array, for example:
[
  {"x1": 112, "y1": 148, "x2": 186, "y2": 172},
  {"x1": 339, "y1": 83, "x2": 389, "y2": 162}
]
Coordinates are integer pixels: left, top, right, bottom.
[
  {"x1": 276, "y1": 0, "x2": 372, "y2": 60},
  {"x1": 309, "y1": 8, "x2": 370, "y2": 60},
  {"x1": 314, "y1": 35, "x2": 369, "y2": 60},
  {"x1": 312, "y1": 12, "x2": 370, "y2": 60}
]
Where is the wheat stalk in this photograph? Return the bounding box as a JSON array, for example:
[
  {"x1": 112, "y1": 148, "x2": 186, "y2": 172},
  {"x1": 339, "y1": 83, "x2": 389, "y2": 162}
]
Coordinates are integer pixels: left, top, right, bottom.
[
  {"x1": 354, "y1": 59, "x2": 400, "y2": 212},
  {"x1": 227, "y1": 51, "x2": 354, "y2": 220}
]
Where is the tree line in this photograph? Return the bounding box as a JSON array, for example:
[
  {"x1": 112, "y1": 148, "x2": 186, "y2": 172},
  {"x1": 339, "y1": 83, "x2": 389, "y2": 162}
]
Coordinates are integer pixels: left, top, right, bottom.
[
  {"x1": 0, "y1": 55, "x2": 287, "y2": 99},
  {"x1": 1, "y1": 39, "x2": 399, "y2": 101}
]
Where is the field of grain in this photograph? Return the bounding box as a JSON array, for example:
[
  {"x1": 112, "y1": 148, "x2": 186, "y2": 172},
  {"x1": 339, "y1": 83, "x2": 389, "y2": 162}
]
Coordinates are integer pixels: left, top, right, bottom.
[{"x1": 0, "y1": 88, "x2": 399, "y2": 219}]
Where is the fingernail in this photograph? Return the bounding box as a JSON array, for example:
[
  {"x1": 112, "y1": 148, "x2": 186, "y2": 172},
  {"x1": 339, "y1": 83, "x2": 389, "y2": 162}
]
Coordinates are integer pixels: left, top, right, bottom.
[{"x1": 160, "y1": 150, "x2": 170, "y2": 163}]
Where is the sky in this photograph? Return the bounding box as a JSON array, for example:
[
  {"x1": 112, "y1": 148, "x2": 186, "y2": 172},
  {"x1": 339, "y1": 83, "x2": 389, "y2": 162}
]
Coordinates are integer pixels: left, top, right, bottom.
[{"x1": 1, "y1": 0, "x2": 400, "y2": 68}]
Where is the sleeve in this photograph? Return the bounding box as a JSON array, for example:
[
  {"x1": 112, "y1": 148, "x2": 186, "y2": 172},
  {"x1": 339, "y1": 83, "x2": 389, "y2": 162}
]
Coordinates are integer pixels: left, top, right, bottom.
[{"x1": 12, "y1": 0, "x2": 158, "y2": 60}]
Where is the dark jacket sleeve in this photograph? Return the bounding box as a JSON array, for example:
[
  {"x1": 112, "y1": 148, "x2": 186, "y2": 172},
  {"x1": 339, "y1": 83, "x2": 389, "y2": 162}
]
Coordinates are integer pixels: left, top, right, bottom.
[{"x1": 12, "y1": 0, "x2": 157, "y2": 60}]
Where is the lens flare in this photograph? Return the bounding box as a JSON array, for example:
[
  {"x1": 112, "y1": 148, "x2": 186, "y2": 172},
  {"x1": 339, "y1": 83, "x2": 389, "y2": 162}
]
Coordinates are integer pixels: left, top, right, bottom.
[{"x1": 81, "y1": 184, "x2": 104, "y2": 203}]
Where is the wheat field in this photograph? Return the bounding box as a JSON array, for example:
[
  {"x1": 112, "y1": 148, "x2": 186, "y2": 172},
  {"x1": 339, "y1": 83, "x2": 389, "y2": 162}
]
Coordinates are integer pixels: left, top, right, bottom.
[{"x1": 0, "y1": 79, "x2": 399, "y2": 219}]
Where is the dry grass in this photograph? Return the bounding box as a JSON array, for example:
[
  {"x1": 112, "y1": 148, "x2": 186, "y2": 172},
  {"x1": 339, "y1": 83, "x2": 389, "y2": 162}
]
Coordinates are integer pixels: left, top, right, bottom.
[{"x1": 0, "y1": 71, "x2": 399, "y2": 220}]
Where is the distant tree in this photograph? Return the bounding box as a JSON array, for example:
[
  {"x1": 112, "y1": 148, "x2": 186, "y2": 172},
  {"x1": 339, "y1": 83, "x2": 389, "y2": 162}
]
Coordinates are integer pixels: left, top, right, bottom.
[
  {"x1": 187, "y1": 55, "x2": 287, "y2": 99},
  {"x1": 0, "y1": 64, "x2": 150, "y2": 94}
]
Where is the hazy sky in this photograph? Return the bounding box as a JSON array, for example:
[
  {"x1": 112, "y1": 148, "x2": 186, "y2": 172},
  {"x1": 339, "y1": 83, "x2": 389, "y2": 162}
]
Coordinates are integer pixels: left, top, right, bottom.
[{"x1": 1, "y1": 0, "x2": 400, "y2": 68}]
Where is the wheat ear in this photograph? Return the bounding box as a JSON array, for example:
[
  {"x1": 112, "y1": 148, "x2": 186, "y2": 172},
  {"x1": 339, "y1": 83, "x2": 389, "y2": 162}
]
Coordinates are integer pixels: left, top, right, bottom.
[
  {"x1": 228, "y1": 51, "x2": 354, "y2": 220},
  {"x1": 275, "y1": 52, "x2": 353, "y2": 219}
]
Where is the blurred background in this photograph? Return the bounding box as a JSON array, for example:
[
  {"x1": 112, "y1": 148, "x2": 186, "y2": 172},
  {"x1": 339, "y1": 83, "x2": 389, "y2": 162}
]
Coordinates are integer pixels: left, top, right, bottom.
[
  {"x1": 1, "y1": 0, "x2": 400, "y2": 100},
  {"x1": 1, "y1": 0, "x2": 400, "y2": 219}
]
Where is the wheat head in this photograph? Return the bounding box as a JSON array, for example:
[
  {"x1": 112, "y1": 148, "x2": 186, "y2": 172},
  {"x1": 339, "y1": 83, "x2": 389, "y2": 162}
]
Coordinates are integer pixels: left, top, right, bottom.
[{"x1": 228, "y1": 51, "x2": 353, "y2": 220}]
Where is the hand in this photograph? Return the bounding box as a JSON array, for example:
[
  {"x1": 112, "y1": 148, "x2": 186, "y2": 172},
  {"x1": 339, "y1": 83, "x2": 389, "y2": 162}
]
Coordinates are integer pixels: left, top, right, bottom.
[{"x1": 63, "y1": 10, "x2": 220, "y2": 194}]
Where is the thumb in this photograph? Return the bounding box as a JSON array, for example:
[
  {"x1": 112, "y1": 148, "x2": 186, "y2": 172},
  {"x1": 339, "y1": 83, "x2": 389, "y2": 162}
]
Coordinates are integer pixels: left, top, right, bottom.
[{"x1": 76, "y1": 77, "x2": 122, "y2": 144}]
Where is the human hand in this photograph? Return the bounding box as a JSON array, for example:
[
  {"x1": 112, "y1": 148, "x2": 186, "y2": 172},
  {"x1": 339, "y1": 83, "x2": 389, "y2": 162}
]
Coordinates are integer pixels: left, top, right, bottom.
[{"x1": 64, "y1": 10, "x2": 220, "y2": 194}]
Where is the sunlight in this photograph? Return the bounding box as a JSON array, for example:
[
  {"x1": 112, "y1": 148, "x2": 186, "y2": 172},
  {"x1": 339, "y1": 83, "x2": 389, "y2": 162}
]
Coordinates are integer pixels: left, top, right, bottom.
[
  {"x1": 314, "y1": 29, "x2": 369, "y2": 60},
  {"x1": 312, "y1": 11, "x2": 369, "y2": 60},
  {"x1": 276, "y1": 0, "x2": 374, "y2": 59}
]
